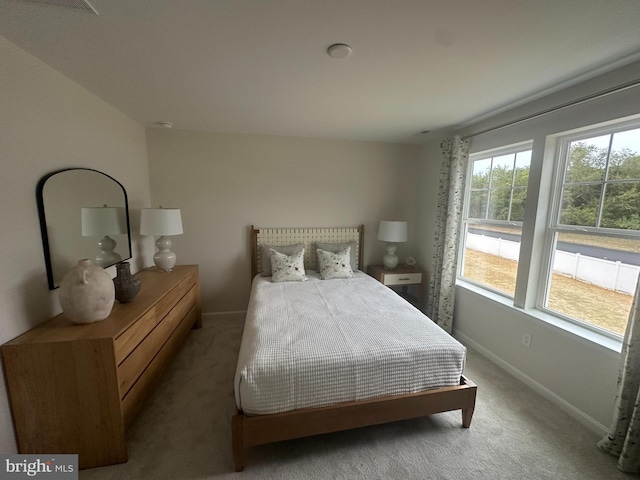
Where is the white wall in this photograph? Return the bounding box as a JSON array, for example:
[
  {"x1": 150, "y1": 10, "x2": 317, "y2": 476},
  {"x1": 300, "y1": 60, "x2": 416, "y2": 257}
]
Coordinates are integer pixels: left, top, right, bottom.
[
  {"x1": 0, "y1": 36, "x2": 153, "y2": 453},
  {"x1": 417, "y1": 60, "x2": 640, "y2": 431},
  {"x1": 145, "y1": 129, "x2": 421, "y2": 313}
]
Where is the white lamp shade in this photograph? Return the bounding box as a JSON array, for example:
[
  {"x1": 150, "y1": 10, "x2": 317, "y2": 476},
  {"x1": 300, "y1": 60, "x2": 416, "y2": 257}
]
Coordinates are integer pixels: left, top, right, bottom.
[
  {"x1": 81, "y1": 207, "x2": 126, "y2": 236},
  {"x1": 140, "y1": 208, "x2": 183, "y2": 236},
  {"x1": 377, "y1": 221, "x2": 408, "y2": 243}
]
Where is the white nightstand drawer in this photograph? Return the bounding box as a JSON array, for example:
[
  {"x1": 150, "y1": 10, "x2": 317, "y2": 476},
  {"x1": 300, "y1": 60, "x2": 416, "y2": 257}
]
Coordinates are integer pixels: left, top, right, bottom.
[{"x1": 383, "y1": 272, "x2": 422, "y2": 286}]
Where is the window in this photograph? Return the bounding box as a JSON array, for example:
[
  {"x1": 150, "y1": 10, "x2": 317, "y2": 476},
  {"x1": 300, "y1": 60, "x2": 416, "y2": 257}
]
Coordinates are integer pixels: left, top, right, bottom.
[
  {"x1": 458, "y1": 122, "x2": 640, "y2": 339},
  {"x1": 459, "y1": 144, "x2": 532, "y2": 297},
  {"x1": 542, "y1": 125, "x2": 640, "y2": 336}
]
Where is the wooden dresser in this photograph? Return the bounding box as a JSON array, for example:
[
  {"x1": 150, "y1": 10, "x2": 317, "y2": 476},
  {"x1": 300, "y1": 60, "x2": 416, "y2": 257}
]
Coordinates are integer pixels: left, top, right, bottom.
[{"x1": 1, "y1": 265, "x2": 201, "y2": 469}]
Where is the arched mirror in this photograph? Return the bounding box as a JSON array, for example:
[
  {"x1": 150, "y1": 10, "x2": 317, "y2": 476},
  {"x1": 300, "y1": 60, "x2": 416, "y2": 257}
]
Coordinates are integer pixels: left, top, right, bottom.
[{"x1": 37, "y1": 168, "x2": 132, "y2": 289}]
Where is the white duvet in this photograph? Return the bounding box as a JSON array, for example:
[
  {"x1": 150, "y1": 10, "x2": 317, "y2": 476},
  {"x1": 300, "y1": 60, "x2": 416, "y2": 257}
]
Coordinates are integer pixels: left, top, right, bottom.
[{"x1": 234, "y1": 271, "x2": 466, "y2": 415}]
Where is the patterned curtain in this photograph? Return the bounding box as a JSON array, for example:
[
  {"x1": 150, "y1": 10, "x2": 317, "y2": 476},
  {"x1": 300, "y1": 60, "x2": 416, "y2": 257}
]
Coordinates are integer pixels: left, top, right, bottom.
[
  {"x1": 427, "y1": 135, "x2": 470, "y2": 334},
  {"x1": 598, "y1": 277, "x2": 640, "y2": 472}
]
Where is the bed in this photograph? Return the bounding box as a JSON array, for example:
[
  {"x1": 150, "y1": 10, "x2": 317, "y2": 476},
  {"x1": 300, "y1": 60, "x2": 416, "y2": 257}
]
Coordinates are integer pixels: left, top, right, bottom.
[{"x1": 231, "y1": 225, "x2": 476, "y2": 471}]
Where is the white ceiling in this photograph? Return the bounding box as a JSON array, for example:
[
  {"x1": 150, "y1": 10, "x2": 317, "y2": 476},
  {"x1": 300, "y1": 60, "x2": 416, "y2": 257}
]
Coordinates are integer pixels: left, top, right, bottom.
[{"x1": 2, "y1": 0, "x2": 640, "y2": 144}]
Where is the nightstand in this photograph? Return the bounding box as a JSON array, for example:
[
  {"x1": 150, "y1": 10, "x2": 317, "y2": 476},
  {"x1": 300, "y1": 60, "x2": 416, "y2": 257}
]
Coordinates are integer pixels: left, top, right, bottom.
[{"x1": 367, "y1": 264, "x2": 427, "y2": 310}]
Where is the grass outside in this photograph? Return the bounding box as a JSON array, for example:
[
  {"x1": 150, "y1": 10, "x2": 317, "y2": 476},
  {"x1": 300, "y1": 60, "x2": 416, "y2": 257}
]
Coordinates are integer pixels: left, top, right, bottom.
[{"x1": 462, "y1": 249, "x2": 633, "y2": 336}]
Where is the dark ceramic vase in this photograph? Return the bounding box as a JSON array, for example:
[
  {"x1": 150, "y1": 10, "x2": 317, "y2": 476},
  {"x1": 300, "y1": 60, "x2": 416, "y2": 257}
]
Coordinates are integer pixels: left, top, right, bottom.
[{"x1": 113, "y1": 261, "x2": 141, "y2": 303}]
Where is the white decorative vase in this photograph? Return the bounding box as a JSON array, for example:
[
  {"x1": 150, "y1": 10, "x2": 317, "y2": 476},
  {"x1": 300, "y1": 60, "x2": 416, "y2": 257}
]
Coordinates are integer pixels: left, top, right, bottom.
[{"x1": 59, "y1": 259, "x2": 115, "y2": 324}]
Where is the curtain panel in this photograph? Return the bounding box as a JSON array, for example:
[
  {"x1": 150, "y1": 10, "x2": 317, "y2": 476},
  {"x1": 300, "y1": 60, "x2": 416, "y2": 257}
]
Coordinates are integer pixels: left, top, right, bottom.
[
  {"x1": 427, "y1": 135, "x2": 470, "y2": 334},
  {"x1": 598, "y1": 277, "x2": 640, "y2": 472}
]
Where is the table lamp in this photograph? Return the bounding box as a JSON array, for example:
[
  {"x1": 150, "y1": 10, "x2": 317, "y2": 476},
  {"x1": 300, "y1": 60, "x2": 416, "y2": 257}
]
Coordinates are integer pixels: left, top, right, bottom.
[
  {"x1": 377, "y1": 220, "x2": 408, "y2": 270},
  {"x1": 140, "y1": 207, "x2": 183, "y2": 272},
  {"x1": 81, "y1": 205, "x2": 126, "y2": 267}
]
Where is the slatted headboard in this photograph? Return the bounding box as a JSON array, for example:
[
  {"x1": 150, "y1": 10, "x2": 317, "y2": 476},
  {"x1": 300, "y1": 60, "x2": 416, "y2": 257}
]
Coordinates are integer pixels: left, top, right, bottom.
[{"x1": 250, "y1": 225, "x2": 365, "y2": 278}]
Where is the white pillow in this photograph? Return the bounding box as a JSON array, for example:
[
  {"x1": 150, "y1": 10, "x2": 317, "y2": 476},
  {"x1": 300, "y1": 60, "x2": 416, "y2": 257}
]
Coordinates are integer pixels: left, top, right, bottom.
[
  {"x1": 315, "y1": 241, "x2": 358, "y2": 272},
  {"x1": 260, "y1": 243, "x2": 304, "y2": 276},
  {"x1": 317, "y1": 247, "x2": 354, "y2": 280},
  {"x1": 270, "y1": 248, "x2": 307, "y2": 282}
]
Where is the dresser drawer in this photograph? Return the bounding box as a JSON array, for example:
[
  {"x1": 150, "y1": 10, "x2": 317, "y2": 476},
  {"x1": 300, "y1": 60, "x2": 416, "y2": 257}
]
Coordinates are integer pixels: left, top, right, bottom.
[
  {"x1": 117, "y1": 286, "x2": 197, "y2": 398},
  {"x1": 121, "y1": 305, "x2": 198, "y2": 427},
  {"x1": 114, "y1": 307, "x2": 158, "y2": 365},
  {"x1": 114, "y1": 270, "x2": 197, "y2": 364},
  {"x1": 156, "y1": 271, "x2": 196, "y2": 321},
  {"x1": 382, "y1": 272, "x2": 422, "y2": 286}
]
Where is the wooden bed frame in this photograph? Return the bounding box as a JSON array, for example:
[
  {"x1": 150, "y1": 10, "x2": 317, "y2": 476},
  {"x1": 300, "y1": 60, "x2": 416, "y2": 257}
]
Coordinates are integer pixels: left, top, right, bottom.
[{"x1": 232, "y1": 225, "x2": 477, "y2": 471}]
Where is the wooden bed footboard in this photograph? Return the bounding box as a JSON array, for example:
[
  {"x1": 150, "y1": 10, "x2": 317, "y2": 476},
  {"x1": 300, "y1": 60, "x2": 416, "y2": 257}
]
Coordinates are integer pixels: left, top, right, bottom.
[{"x1": 231, "y1": 375, "x2": 477, "y2": 472}]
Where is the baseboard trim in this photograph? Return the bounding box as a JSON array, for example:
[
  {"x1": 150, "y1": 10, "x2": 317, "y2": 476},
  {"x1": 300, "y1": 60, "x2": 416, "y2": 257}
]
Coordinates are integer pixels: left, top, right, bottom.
[
  {"x1": 202, "y1": 311, "x2": 246, "y2": 320},
  {"x1": 455, "y1": 331, "x2": 608, "y2": 436}
]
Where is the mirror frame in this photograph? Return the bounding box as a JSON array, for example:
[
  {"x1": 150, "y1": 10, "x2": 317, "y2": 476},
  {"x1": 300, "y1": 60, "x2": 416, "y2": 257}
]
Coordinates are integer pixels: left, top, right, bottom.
[{"x1": 36, "y1": 168, "x2": 132, "y2": 290}]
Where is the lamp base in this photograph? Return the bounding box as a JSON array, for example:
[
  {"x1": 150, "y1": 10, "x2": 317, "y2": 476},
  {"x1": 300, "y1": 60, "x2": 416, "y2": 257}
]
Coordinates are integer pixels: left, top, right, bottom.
[
  {"x1": 382, "y1": 244, "x2": 399, "y2": 270},
  {"x1": 96, "y1": 235, "x2": 121, "y2": 268},
  {"x1": 154, "y1": 236, "x2": 177, "y2": 272}
]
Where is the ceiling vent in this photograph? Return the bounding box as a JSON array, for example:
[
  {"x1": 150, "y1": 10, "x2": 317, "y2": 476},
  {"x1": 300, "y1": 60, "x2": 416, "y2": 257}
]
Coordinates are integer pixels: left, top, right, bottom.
[{"x1": 16, "y1": 0, "x2": 98, "y2": 14}]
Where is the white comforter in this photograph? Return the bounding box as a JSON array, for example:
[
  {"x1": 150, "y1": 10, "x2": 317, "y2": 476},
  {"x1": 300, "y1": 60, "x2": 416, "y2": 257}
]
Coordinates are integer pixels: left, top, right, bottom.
[{"x1": 234, "y1": 271, "x2": 466, "y2": 415}]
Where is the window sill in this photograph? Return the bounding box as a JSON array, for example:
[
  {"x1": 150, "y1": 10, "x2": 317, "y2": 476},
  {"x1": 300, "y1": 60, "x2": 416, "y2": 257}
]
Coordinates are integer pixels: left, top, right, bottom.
[{"x1": 455, "y1": 279, "x2": 623, "y2": 354}]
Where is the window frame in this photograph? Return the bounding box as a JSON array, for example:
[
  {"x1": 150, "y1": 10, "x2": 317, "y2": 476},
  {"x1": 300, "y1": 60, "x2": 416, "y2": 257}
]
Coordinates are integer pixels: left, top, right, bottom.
[
  {"x1": 457, "y1": 118, "x2": 640, "y2": 342},
  {"x1": 536, "y1": 120, "x2": 640, "y2": 338},
  {"x1": 458, "y1": 141, "x2": 533, "y2": 298}
]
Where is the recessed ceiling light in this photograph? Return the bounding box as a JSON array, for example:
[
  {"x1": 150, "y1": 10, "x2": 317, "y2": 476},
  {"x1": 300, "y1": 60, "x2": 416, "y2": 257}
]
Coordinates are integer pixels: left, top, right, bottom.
[
  {"x1": 327, "y1": 43, "x2": 352, "y2": 59},
  {"x1": 155, "y1": 121, "x2": 174, "y2": 128}
]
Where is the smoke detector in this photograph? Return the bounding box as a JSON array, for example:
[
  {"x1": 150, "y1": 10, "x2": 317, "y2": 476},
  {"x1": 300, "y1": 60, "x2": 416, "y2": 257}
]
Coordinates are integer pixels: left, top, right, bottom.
[
  {"x1": 327, "y1": 44, "x2": 352, "y2": 59},
  {"x1": 16, "y1": 0, "x2": 99, "y2": 14},
  {"x1": 155, "y1": 121, "x2": 174, "y2": 128}
]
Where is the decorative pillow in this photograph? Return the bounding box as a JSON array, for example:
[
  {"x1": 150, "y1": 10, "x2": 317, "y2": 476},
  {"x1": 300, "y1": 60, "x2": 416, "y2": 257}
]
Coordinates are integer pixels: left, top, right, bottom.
[
  {"x1": 270, "y1": 248, "x2": 307, "y2": 283},
  {"x1": 260, "y1": 243, "x2": 304, "y2": 276},
  {"x1": 315, "y1": 241, "x2": 358, "y2": 271},
  {"x1": 317, "y1": 247, "x2": 354, "y2": 280}
]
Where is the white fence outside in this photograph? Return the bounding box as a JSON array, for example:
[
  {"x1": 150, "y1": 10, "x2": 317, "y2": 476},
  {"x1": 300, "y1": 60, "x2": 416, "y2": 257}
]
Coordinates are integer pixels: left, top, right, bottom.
[{"x1": 466, "y1": 233, "x2": 640, "y2": 295}]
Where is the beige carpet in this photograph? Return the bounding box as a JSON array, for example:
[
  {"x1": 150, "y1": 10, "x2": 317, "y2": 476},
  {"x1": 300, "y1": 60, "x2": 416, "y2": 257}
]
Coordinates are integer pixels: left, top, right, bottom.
[{"x1": 80, "y1": 314, "x2": 628, "y2": 479}]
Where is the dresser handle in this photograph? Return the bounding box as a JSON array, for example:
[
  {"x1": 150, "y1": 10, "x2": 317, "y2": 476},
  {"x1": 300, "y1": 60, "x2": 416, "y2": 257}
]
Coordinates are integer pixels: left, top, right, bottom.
[{"x1": 399, "y1": 277, "x2": 410, "y2": 281}]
